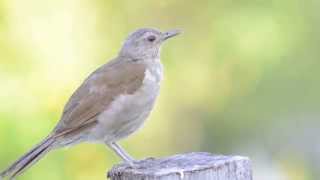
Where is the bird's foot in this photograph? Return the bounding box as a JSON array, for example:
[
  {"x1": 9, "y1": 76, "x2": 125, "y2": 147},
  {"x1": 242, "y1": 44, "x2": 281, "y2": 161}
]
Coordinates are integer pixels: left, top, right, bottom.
[{"x1": 123, "y1": 159, "x2": 141, "y2": 169}]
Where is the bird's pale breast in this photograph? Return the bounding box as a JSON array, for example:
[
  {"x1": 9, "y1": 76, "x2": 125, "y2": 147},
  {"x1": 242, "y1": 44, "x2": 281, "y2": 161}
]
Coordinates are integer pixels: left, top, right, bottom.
[{"x1": 90, "y1": 61, "x2": 163, "y2": 143}]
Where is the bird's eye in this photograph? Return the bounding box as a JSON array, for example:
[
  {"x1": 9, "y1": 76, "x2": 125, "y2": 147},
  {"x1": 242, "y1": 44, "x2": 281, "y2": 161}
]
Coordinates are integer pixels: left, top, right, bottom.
[{"x1": 147, "y1": 35, "x2": 156, "y2": 42}]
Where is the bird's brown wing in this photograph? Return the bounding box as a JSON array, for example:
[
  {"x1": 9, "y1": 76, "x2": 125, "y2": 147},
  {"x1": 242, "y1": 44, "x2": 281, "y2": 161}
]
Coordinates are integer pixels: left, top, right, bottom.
[{"x1": 53, "y1": 59, "x2": 146, "y2": 136}]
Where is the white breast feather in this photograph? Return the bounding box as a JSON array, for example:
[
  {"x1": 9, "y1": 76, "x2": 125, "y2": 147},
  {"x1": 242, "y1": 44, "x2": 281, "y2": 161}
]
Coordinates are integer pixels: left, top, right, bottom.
[{"x1": 91, "y1": 67, "x2": 162, "y2": 142}]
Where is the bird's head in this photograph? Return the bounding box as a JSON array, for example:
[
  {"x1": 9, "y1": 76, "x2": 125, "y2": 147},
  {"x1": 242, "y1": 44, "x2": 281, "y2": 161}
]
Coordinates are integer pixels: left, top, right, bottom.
[{"x1": 119, "y1": 28, "x2": 181, "y2": 60}]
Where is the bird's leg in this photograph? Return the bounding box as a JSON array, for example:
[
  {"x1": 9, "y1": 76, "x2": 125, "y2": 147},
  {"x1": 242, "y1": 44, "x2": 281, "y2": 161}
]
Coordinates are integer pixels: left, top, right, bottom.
[{"x1": 107, "y1": 142, "x2": 135, "y2": 164}]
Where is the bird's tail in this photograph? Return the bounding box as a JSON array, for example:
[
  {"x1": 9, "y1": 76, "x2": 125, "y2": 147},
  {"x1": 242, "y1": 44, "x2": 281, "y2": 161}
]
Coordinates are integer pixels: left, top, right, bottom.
[{"x1": 0, "y1": 136, "x2": 56, "y2": 180}]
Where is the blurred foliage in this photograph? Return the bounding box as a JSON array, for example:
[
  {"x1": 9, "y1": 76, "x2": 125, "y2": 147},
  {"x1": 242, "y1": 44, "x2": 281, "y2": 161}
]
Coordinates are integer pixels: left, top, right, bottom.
[{"x1": 0, "y1": 0, "x2": 319, "y2": 179}]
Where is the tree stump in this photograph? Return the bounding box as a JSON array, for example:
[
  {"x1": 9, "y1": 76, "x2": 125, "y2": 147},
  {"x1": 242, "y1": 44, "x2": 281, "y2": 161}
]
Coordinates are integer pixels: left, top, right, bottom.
[{"x1": 107, "y1": 152, "x2": 252, "y2": 180}]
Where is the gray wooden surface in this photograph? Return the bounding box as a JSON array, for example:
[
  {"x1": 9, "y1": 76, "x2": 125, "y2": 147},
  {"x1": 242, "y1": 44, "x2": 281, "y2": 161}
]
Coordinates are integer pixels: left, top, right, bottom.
[{"x1": 107, "y1": 152, "x2": 252, "y2": 180}]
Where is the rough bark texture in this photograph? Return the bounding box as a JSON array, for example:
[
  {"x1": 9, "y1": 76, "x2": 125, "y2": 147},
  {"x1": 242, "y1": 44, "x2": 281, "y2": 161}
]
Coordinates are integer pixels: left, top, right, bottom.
[{"x1": 107, "y1": 152, "x2": 252, "y2": 180}]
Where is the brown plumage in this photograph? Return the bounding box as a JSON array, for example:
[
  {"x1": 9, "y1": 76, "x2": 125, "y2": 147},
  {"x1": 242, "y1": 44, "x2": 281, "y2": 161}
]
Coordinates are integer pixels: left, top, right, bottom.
[{"x1": 55, "y1": 59, "x2": 146, "y2": 134}]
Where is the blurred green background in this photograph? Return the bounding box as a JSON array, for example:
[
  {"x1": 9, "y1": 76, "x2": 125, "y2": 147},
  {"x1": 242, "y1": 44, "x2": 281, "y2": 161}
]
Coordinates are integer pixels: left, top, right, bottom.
[{"x1": 0, "y1": 0, "x2": 319, "y2": 179}]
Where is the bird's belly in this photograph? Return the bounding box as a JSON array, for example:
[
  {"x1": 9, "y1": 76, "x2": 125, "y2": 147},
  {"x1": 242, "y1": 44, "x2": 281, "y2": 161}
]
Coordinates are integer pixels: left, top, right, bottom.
[{"x1": 91, "y1": 80, "x2": 160, "y2": 142}]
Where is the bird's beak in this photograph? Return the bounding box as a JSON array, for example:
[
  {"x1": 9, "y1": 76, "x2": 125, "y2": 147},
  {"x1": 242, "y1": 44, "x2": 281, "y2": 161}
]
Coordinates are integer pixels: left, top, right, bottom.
[{"x1": 162, "y1": 29, "x2": 182, "y2": 41}]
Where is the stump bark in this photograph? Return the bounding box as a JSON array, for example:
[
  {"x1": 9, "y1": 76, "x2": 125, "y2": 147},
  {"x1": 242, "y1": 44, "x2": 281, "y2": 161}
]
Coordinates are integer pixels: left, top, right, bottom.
[{"x1": 108, "y1": 152, "x2": 252, "y2": 180}]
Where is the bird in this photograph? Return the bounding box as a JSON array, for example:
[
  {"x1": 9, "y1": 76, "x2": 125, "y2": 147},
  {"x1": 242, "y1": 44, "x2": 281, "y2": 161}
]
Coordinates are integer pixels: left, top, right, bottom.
[{"x1": 0, "y1": 28, "x2": 180, "y2": 180}]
